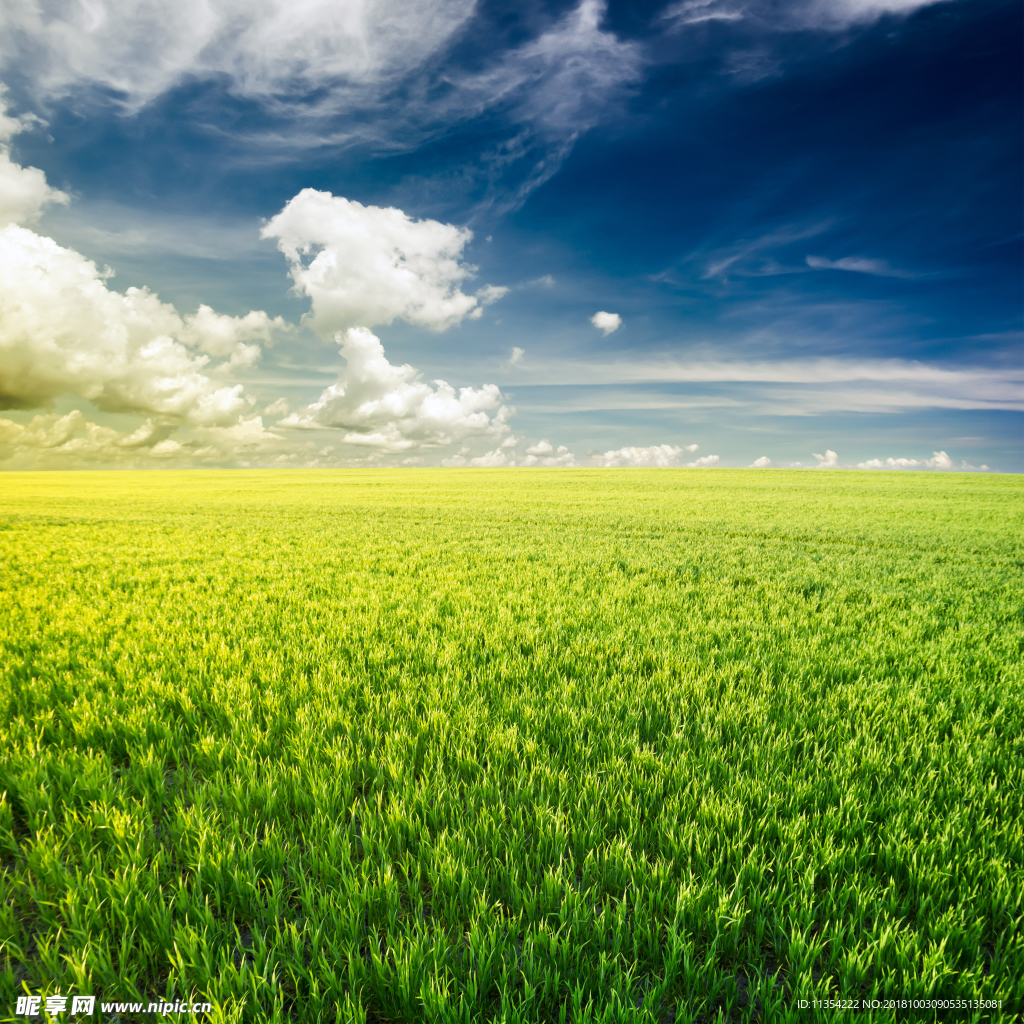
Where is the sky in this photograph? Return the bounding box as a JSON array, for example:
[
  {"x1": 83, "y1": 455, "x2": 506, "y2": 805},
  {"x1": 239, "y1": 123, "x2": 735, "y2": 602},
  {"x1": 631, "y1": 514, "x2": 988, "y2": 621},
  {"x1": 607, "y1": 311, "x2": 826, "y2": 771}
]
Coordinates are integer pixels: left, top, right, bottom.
[{"x1": 0, "y1": 0, "x2": 1020, "y2": 471}]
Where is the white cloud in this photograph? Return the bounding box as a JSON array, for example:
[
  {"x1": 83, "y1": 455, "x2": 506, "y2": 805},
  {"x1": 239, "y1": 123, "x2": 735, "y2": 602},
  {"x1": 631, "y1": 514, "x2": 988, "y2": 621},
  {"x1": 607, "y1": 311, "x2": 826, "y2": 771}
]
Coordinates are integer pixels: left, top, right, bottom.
[
  {"x1": 439, "y1": 437, "x2": 575, "y2": 468},
  {"x1": 0, "y1": 408, "x2": 288, "y2": 468},
  {"x1": 278, "y1": 327, "x2": 512, "y2": 453},
  {"x1": 442, "y1": 447, "x2": 517, "y2": 468},
  {"x1": 504, "y1": 346, "x2": 525, "y2": 369},
  {"x1": 595, "y1": 443, "x2": 707, "y2": 467},
  {"x1": 661, "y1": 1, "x2": 745, "y2": 28},
  {"x1": 0, "y1": 136, "x2": 297, "y2": 468},
  {"x1": 476, "y1": 284, "x2": 509, "y2": 306},
  {"x1": 2, "y1": 2, "x2": 639, "y2": 210},
  {"x1": 0, "y1": 89, "x2": 69, "y2": 226},
  {"x1": 264, "y1": 397, "x2": 290, "y2": 417},
  {"x1": 698, "y1": 223, "x2": 830, "y2": 281},
  {"x1": 0, "y1": 143, "x2": 513, "y2": 470},
  {"x1": 521, "y1": 443, "x2": 575, "y2": 467},
  {"x1": 661, "y1": 0, "x2": 948, "y2": 32},
  {"x1": 597, "y1": 444, "x2": 683, "y2": 467},
  {"x1": 857, "y1": 450, "x2": 954, "y2": 470},
  {"x1": 0, "y1": 146, "x2": 69, "y2": 227},
  {"x1": 502, "y1": 354, "x2": 1024, "y2": 413},
  {"x1": 590, "y1": 311, "x2": 622, "y2": 335},
  {"x1": 262, "y1": 190, "x2": 503, "y2": 336},
  {"x1": 749, "y1": 456, "x2": 771, "y2": 467},
  {"x1": 795, "y1": 0, "x2": 951, "y2": 30},
  {"x1": 2, "y1": 0, "x2": 477, "y2": 113},
  {"x1": 457, "y1": 1, "x2": 642, "y2": 211},
  {"x1": 0, "y1": 222, "x2": 284, "y2": 424},
  {"x1": 813, "y1": 449, "x2": 838, "y2": 467},
  {"x1": 180, "y1": 304, "x2": 288, "y2": 368},
  {"x1": 806, "y1": 255, "x2": 913, "y2": 278}
]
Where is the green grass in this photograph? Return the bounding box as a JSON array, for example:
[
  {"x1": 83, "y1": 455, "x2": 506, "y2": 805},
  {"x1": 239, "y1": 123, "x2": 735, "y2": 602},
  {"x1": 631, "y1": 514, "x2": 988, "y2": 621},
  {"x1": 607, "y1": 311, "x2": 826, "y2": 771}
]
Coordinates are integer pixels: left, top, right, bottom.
[{"x1": 0, "y1": 469, "x2": 1021, "y2": 1023}]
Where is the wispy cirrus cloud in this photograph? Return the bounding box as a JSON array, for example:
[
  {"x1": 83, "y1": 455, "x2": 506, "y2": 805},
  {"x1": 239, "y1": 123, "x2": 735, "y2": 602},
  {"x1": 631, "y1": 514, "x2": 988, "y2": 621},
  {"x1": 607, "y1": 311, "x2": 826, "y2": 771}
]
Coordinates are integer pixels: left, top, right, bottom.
[
  {"x1": 1, "y1": 0, "x2": 477, "y2": 114},
  {"x1": 3, "y1": 1, "x2": 642, "y2": 211},
  {"x1": 661, "y1": 0, "x2": 951, "y2": 33},
  {"x1": 502, "y1": 355, "x2": 1024, "y2": 413},
  {"x1": 805, "y1": 254, "x2": 917, "y2": 278}
]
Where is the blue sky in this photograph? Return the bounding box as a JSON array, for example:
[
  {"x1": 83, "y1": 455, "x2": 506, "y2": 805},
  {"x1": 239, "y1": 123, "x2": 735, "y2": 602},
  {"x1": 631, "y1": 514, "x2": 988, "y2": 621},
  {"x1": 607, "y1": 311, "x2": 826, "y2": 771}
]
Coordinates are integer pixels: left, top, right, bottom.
[{"x1": 1, "y1": 0, "x2": 1020, "y2": 469}]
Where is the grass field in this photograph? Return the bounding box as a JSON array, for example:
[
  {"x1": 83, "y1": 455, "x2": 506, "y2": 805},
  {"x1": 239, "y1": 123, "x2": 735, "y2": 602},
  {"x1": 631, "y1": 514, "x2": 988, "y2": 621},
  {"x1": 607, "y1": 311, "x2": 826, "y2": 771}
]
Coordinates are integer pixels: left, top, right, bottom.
[{"x1": 0, "y1": 469, "x2": 1021, "y2": 1023}]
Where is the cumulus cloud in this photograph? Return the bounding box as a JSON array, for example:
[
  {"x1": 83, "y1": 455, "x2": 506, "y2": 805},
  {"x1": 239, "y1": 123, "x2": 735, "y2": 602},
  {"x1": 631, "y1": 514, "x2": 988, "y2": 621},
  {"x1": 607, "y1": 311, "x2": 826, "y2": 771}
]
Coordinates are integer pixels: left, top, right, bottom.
[
  {"x1": 813, "y1": 449, "x2": 839, "y2": 467},
  {"x1": 0, "y1": 137, "x2": 519, "y2": 469},
  {"x1": 591, "y1": 311, "x2": 622, "y2": 335},
  {"x1": 443, "y1": 447, "x2": 513, "y2": 468},
  {"x1": 596, "y1": 443, "x2": 708, "y2": 467},
  {"x1": 598, "y1": 444, "x2": 682, "y2": 467},
  {"x1": 278, "y1": 327, "x2": 512, "y2": 453},
  {"x1": 521, "y1": 441, "x2": 575, "y2": 467},
  {"x1": 0, "y1": 138, "x2": 302, "y2": 468},
  {"x1": 180, "y1": 304, "x2": 288, "y2": 367},
  {"x1": 749, "y1": 455, "x2": 771, "y2": 467},
  {"x1": 262, "y1": 190, "x2": 503, "y2": 336},
  {"x1": 439, "y1": 435, "x2": 575, "y2": 467},
  {"x1": 0, "y1": 222, "x2": 286, "y2": 423},
  {"x1": 264, "y1": 397, "x2": 290, "y2": 417},
  {"x1": 0, "y1": 90, "x2": 69, "y2": 226},
  {"x1": 0, "y1": 409, "x2": 289, "y2": 468},
  {"x1": 857, "y1": 451, "x2": 954, "y2": 469}
]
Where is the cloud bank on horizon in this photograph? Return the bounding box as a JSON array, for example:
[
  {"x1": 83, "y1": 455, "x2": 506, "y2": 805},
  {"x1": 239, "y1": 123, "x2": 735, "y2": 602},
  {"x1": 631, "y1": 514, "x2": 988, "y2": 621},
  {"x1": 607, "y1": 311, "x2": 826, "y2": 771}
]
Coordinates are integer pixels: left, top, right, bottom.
[{"x1": 0, "y1": 0, "x2": 1019, "y2": 471}]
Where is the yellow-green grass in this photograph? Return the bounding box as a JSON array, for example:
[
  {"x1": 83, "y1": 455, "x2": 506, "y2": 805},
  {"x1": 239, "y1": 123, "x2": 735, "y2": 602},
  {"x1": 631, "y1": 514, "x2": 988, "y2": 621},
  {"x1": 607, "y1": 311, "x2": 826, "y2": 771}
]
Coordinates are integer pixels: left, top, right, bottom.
[{"x1": 0, "y1": 469, "x2": 1021, "y2": 1023}]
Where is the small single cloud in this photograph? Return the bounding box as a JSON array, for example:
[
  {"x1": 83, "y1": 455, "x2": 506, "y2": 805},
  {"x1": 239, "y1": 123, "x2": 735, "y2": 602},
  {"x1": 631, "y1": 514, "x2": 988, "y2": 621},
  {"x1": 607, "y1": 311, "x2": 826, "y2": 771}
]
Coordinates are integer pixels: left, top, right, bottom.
[
  {"x1": 749, "y1": 456, "x2": 771, "y2": 467},
  {"x1": 262, "y1": 191, "x2": 498, "y2": 335},
  {"x1": 524, "y1": 440, "x2": 554, "y2": 456},
  {"x1": 476, "y1": 284, "x2": 508, "y2": 306},
  {"x1": 689, "y1": 454, "x2": 719, "y2": 467},
  {"x1": 813, "y1": 449, "x2": 839, "y2": 467},
  {"x1": 590, "y1": 311, "x2": 622, "y2": 335},
  {"x1": 504, "y1": 346, "x2": 525, "y2": 369},
  {"x1": 264, "y1": 397, "x2": 290, "y2": 416}
]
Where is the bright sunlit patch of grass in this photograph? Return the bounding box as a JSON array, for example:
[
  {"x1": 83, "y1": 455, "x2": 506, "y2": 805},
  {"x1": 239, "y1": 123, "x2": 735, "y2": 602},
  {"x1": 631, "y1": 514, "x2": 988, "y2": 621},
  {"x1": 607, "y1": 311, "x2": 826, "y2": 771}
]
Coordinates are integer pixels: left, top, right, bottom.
[{"x1": 0, "y1": 469, "x2": 1021, "y2": 1023}]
